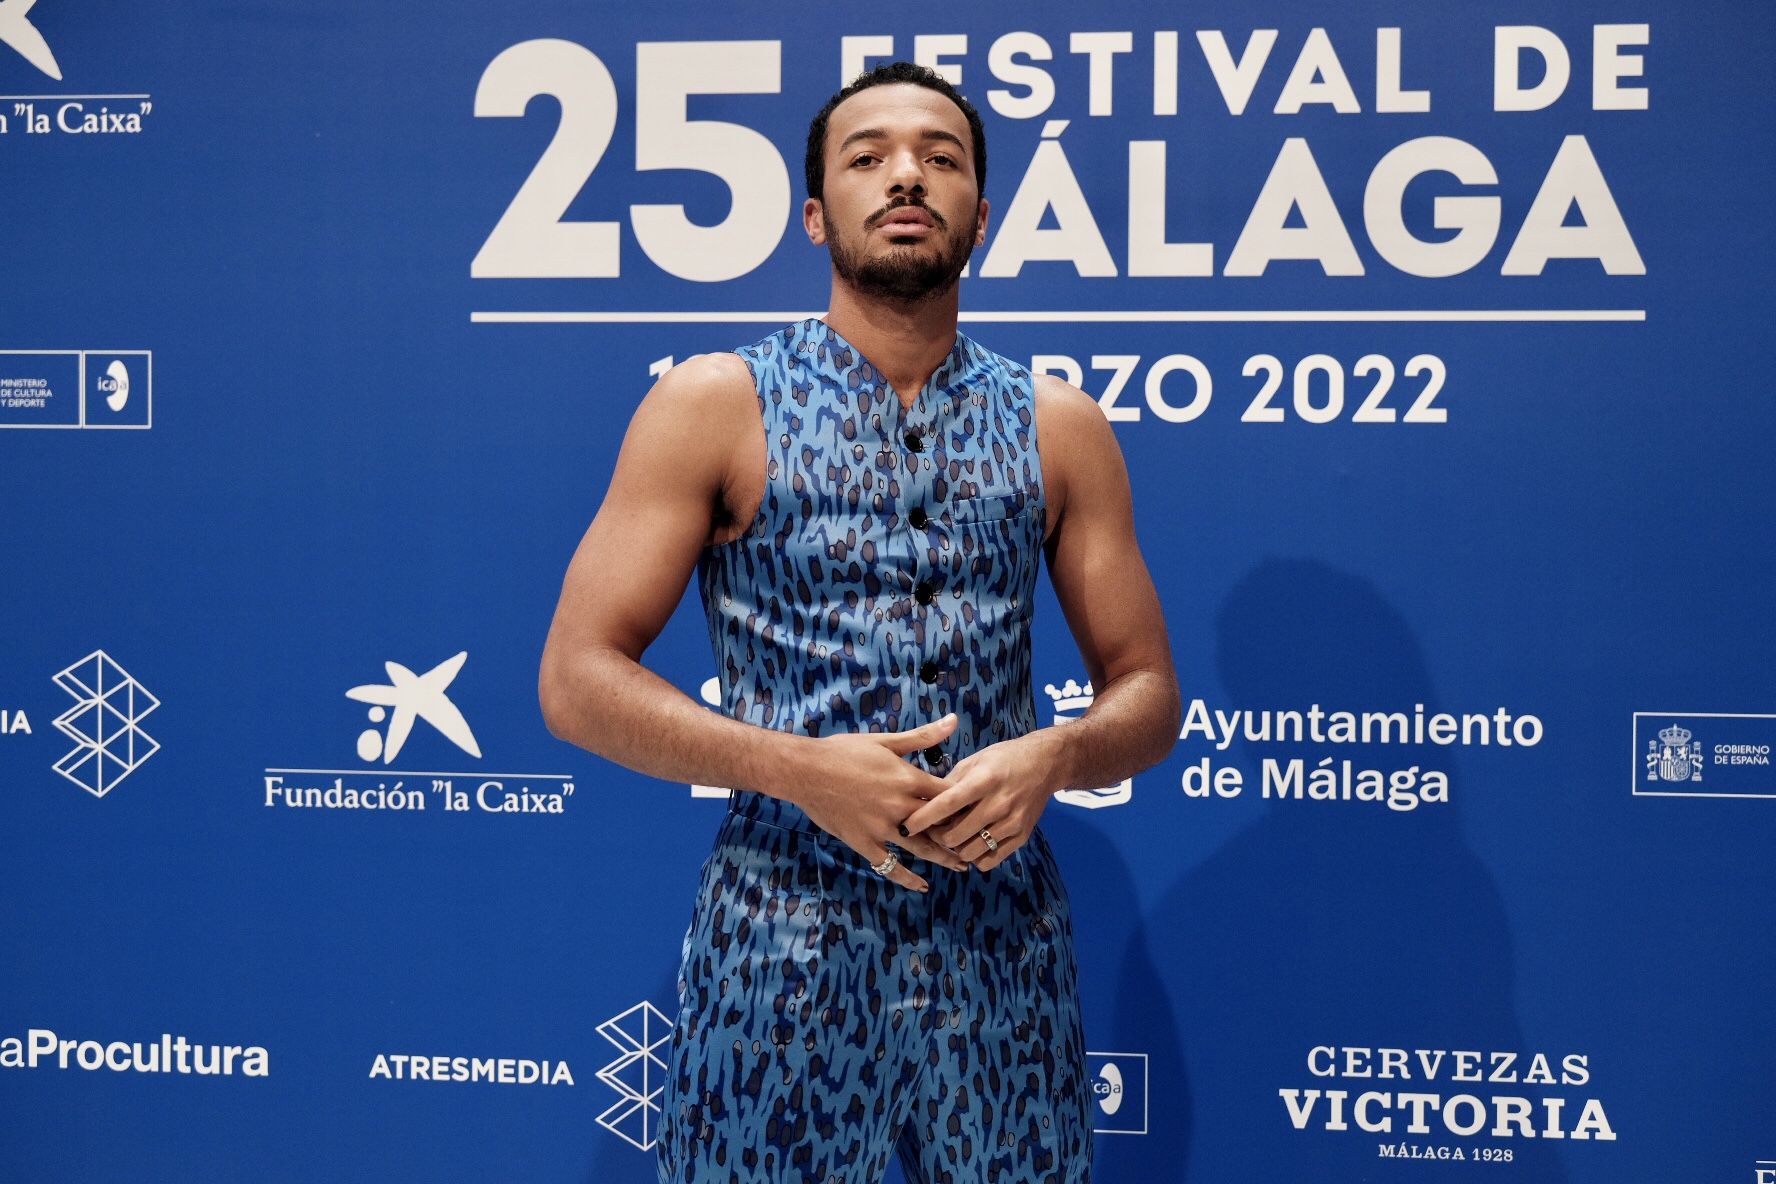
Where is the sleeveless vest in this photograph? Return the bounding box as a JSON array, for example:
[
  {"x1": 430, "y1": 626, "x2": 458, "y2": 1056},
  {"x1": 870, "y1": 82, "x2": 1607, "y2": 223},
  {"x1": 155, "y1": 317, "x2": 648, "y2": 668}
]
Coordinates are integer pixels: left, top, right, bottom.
[{"x1": 696, "y1": 316, "x2": 1047, "y2": 816}]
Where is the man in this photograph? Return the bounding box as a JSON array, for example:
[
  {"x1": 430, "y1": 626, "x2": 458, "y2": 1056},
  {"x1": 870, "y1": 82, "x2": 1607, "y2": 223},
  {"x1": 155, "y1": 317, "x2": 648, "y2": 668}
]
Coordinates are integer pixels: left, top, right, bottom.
[{"x1": 539, "y1": 61, "x2": 1179, "y2": 1184}]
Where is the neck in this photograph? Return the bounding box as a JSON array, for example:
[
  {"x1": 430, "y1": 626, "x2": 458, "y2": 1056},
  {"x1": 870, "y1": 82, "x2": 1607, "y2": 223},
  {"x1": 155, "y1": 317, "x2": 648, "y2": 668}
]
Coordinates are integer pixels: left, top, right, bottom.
[{"x1": 822, "y1": 277, "x2": 960, "y2": 408}]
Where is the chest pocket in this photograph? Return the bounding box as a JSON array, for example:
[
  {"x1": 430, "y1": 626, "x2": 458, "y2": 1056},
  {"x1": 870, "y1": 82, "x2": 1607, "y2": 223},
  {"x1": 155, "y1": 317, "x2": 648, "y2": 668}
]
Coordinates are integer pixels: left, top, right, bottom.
[{"x1": 946, "y1": 491, "x2": 1030, "y2": 525}]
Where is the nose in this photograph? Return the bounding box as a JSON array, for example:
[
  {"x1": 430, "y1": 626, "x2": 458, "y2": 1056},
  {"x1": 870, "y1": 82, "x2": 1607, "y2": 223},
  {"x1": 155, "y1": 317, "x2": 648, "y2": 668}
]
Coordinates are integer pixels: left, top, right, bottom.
[{"x1": 885, "y1": 148, "x2": 927, "y2": 198}]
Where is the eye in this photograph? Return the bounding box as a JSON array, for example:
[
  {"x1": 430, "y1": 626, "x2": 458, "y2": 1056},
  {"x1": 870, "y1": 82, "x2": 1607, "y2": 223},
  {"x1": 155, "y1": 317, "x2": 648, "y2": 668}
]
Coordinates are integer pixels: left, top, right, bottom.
[
  {"x1": 931, "y1": 153, "x2": 955, "y2": 166},
  {"x1": 850, "y1": 153, "x2": 877, "y2": 167}
]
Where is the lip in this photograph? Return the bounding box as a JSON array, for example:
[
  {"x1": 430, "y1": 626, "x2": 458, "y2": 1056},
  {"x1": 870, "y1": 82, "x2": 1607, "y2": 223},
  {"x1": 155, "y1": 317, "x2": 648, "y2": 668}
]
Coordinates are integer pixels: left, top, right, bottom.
[{"x1": 877, "y1": 207, "x2": 935, "y2": 230}]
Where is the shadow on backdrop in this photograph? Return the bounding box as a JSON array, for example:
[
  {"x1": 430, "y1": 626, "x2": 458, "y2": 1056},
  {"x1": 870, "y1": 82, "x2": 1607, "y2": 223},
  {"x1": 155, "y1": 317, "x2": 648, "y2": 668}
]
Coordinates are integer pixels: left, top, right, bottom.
[{"x1": 1137, "y1": 557, "x2": 1569, "y2": 1182}]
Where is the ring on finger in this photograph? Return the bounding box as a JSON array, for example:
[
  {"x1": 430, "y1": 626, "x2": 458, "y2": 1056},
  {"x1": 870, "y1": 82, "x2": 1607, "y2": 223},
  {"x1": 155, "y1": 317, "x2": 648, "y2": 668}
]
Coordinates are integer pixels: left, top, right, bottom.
[{"x1": 872, "y1": 850, "x2": 899, "y2": 876}]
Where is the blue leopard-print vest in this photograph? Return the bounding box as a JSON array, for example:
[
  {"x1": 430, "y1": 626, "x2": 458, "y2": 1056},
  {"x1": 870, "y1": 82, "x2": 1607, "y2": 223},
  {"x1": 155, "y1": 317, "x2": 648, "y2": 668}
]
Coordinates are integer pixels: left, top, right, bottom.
[{"x1": 696, "y1": 316, "x2": 1047, "y2": 813}]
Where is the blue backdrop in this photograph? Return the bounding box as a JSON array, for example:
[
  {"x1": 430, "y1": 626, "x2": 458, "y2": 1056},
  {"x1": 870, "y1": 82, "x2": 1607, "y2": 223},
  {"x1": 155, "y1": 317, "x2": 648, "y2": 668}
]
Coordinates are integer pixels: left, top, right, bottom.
[{"x1": 2, "y1": 2, "x2": 1772, "y2": 1181}]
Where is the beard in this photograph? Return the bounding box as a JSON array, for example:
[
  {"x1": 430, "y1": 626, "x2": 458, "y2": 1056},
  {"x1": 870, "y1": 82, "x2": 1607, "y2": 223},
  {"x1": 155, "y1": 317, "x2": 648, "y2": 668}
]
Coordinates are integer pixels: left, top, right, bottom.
[{"x1": 828, "y1": 202, "x2": 978, "y2": 304}]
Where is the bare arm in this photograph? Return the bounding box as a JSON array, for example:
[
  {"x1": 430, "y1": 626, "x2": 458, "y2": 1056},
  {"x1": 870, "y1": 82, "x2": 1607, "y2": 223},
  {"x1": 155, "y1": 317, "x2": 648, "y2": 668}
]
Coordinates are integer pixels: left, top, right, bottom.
[
  {"x1": 537, "y1": 353, "x2": 818, "y2": 800},
  {"x1": 1028, "y1": 372, "x2": 1182, "y2": 792}
]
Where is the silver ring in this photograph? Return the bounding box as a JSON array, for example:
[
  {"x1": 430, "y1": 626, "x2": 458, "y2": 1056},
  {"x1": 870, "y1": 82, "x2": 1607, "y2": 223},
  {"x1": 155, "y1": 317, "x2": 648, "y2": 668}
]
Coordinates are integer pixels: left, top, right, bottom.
[
  {"x1": 872, "y1": 851, "x2": 899, "y2": 876},
  {"x1": 979, "y1": 828, "x2": 998, "y2": 852}
]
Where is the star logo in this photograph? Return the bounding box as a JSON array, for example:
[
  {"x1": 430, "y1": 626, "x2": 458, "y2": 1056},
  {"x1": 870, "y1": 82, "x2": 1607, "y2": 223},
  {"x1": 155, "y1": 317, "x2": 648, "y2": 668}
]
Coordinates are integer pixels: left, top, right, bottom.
[
  {"x1": 0, "y1": 0, "x2": 62, "y2": 80},
  {"x1": 345, "y1": 651, "x2": 482, "y2": 764}
]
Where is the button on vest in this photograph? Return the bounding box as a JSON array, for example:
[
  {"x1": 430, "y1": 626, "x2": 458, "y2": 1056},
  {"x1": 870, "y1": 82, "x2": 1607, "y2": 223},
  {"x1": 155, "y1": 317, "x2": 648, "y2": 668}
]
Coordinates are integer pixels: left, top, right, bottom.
[{"x1": 698, "y1": 317, "x2": 1048, "y2": 808}]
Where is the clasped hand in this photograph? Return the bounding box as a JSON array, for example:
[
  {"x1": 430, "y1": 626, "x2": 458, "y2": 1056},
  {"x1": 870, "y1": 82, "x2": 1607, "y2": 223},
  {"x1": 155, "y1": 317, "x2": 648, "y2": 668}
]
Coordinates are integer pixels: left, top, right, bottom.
[{"x1": 791, "y1": 714, "x2": 1059, "y2": 893}]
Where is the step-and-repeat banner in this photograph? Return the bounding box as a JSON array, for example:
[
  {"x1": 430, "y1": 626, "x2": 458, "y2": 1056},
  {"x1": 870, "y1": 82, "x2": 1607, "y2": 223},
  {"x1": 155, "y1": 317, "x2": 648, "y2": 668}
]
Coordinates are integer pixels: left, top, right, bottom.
[{"x1": 2, "y1": 2, "x2": 1771, "y2": 1181}]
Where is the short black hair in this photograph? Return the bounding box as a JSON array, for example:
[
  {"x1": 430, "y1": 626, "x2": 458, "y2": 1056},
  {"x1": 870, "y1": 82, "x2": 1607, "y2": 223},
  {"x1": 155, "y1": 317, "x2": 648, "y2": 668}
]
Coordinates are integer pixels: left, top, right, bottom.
[{"x1": 804, "y1": 61, "x2": 987, "y2": 204}]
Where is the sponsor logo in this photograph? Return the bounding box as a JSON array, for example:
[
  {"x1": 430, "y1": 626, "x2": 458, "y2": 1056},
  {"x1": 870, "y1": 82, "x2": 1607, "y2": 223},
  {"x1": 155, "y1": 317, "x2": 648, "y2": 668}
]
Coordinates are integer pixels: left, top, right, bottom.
[
  {"x1": 98, "y1": 358, "x2": 128, "y2": 411},
  {"x1": 1178, "y1": 698, "x2": 1546, "y2": 810},
  {"x1": 1755, "y1": 1160, "x2": 1776, "y2": 1184},
  {"x1": 368, "y1": 1000, "x2": 672, "y2": 1144},
  {"x1": 368, "y1": 1053, "x2": 573, "y2": 1085},
  {"x1": 347, "y1": 650, "x2": 482, "y2": 764},
  {"x1": 0, "y1": 0, "x2": 59, "y2": 80},
  {"x1": 0, "y1": 1028, "x2": 268, "y2": 1076},
  {"x1": 1633, "y1": 712, "x2": 1776, "y2": 799},
  {"x1": 1047, "y1": 679, "x2": 1133, "y2": 809},
  {"x1": 0, "y1": 351, "x2": 151, "y2": 429},
  {"x1": 0, "y1": 5, "x2": 158, "y2": 138},
  {"x1": 262, "y1": 649, "x2": 575, "y2": 818},
  {"x1": 595, "y1": 1000, "x2": 674, "y2": 1151},
  {"x1": 1646, "y1": 723, "x2": 1703, "y2": 784},
  {"x1": 1087, "y1": 1050, "x2": 1148, "y2": 1134},
  {"x1": 52, "y1": 649, "x2": 158, "y2": 797},
  {"x1": 1281, "y1": 1043, "x2": 1615, "y2": 1161}
]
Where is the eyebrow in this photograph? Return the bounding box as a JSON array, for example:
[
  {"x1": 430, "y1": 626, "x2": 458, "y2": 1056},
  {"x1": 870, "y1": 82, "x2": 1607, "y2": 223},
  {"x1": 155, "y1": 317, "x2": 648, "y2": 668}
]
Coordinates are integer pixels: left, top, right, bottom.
[{"x1": 836, "y1": 127, "x2": 968, "y2": 157}]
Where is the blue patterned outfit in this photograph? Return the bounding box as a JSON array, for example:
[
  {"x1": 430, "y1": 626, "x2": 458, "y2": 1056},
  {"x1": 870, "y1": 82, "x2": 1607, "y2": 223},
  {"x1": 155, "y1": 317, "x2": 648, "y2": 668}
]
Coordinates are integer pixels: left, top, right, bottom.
[{"x1": 656, "y1": 317, "x2": 1092, "y2": 1184}]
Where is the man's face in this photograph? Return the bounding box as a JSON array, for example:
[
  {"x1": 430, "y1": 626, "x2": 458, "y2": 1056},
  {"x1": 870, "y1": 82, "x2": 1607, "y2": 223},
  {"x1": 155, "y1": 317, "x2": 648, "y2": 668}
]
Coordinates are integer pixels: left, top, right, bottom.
[{"x1": 807, "y1": 83, "x2": 988, "y2": 303}]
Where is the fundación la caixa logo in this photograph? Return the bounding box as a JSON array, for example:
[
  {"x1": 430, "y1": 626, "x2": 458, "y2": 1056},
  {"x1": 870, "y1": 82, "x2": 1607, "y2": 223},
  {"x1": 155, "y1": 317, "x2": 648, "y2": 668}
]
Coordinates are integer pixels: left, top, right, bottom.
[
  {"x1": 262, "y1": 649, "x2": 575, "y2": 817},
  {"x1": 345, "y1": 651, "x2": 483, "y2": 765},
  {"x1": 0, "y1": 0, "x2": 155, "y2": 136},
  {"x1": 1632, "y1": 712, "x2": 1776, "y2": 800},
  {"x1": 0, "y1": 0, "x2": 57, "y2": 79}
]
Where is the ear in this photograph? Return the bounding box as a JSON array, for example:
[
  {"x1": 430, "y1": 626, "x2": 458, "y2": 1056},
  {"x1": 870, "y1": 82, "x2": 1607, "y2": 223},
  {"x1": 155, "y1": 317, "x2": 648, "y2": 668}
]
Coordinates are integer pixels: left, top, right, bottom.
[
  {"x1": 804, "y1": 197, "x2": 827, "y2": 245},
  {"x1": 974, "y1": 196, "x2": 989, "y2": 246}
]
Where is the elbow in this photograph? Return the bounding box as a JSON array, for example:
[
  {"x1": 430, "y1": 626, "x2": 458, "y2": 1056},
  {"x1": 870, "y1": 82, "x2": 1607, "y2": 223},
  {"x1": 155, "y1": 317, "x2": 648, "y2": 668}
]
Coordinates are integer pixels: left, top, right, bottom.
[
  {"x1": 537, "y1": 650, "x2": 570, "y2": 741},
  {"x1": 1153, "y1": 667, "x2": 1184, "y2": 766}
]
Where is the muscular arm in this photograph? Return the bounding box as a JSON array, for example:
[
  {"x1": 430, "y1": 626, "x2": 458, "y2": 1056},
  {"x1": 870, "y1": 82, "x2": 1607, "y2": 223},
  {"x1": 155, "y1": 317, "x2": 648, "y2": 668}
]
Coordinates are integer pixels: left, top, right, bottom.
[
  {"x1": 537, "y1": 353, "x2": 817, "y2": 801},
  {"x1": 1029, "y1": 372, "x2": 1182, "y2": 792}
]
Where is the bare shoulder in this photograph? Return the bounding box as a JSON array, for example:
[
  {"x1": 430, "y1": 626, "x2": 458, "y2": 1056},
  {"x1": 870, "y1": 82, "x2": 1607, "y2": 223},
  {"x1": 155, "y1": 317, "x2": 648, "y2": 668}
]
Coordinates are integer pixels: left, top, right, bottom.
[
  {"x1": 621, "y1": 351, "x2": 755, "y2": 466},
  {"x1": 1033, "y1": 370, "x2": 1109, "y2": 436},
  {"x1": 625, "y1": 351, "x2": 763, "y2": 546},
  {"x1": 637, "y1": 350, "x2": 756, "y2": 421}
]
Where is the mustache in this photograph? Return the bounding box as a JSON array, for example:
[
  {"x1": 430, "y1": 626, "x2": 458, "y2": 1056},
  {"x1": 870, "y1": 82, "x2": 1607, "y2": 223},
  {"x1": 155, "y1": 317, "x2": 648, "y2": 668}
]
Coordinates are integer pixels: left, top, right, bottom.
[{"x1": 868, "y1": 199, "x2": 947, "y2": 230}]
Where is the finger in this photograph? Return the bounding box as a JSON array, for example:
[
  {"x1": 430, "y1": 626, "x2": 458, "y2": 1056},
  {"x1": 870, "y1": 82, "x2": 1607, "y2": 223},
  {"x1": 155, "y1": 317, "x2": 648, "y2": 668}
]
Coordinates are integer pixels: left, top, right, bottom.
[
  {"x1": 875, "y1": 712, "x2": 959, "y2": 756},
  {"x1": 895, "y1": 831, "x2": 969, "y2": 872},
  {"x1": 972, "y1": 836, "x2": 1021, "y2": 873},
  {"x1": 938, "y1": 805, "x2": 998, "y2": 849},
  {"x1": 950, "y1": 818, "x2": 1012, "y2": 862},
  {"x1": 901, "y1": 777, "x2": 984, "y2": 836},
  {"x1": 861, "y1": 843, "x2": 929, "y2": 893}
]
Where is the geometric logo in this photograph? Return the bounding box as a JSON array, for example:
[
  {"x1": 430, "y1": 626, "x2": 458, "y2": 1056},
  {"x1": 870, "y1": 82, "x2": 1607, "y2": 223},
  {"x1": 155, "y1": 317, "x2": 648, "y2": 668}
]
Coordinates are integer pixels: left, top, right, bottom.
[
  {"x1": 594, "y1": 1000, "x2": 675, "y2": 1151},
  {"x1": 52, "y1": 650, "x2": 160, "y2": 797}
]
